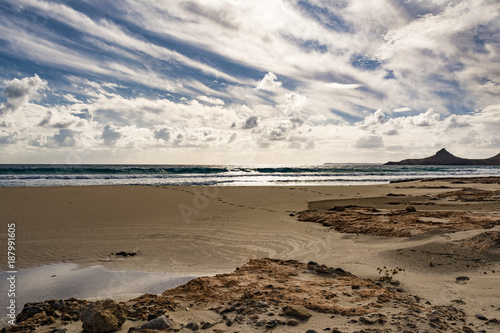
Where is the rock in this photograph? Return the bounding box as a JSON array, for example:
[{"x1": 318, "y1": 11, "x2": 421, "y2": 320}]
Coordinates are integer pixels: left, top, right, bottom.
[
  {"x1": 53, "y1": 300, "x2": 64, "y2": 310},
  {"x1": 16, "y1": 305, "x2": 44, "y2": 322},
  {"x1": 114, "y1": 251, "x2": 137, "y2": 257},
  {"x1": 255, "y1": 320, "x2": 267, "y2": 327},
  {"x1": 451, "y1": 299, "x2": 467, "y2": 305},
  {"x1": 406, "y1": 206, "x2": 417, "y2": 212},
  {"x1": 255, "y1": 301, "x2": 268, "y2": 308},
  {"x1": 141, "y1": 315, "x2": 172, "y2": 330},
  {"x1": 475, "y1": 314, "x2": 488, "y2": 321},
  {"x1": 455, "y1": 276, "x2": 470, "y2": 285},
  {"x1": 186, "y1": 322, "x2": 199, "y2": 331},
  {"x1": 462, "y1": 327, "x2": 474, "y2": 333},
  {"x1": 81, "y1": 299, "x2": 126, "y2": 333},
  {"x1": 266, "y1": 319, "x2": 279, "y2": 328},
  {"x1": 282, "y1": 305, "x2": 311, "y2": 321},
  {"x1": 61, "y1": 313, "x2": 73, "y2": 321},
  {"x1": 359, "y1": 316, "x2": 377, "y2": 325},
  {"x1": 49, "y1": 329, "x2": 67, "y2": 333},
  {"x1": 306, "y1": 330, "x2": 318, "y2": 333},
  {"x1": 287, "y1": 319, "x2": 300, "y2": 326},
  {"x1": 46, "y1": 316, "x2": 56, "y2": 325}
]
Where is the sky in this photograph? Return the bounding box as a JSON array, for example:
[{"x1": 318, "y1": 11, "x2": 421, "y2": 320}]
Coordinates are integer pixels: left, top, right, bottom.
[{"x1": 0, "y1": 0, "x2": 499, "y2": 165}]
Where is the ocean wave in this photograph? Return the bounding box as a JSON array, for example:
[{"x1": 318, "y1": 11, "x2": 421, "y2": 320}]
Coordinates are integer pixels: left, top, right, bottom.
[{"x1": 1, "y1": 164, "x2": 500, "y2": 187}]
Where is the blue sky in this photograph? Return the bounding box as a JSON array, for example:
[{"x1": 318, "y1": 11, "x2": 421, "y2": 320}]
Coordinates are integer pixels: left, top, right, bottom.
[{"x1": 0, "y1": 0, "x2": 499, "y2": 164}]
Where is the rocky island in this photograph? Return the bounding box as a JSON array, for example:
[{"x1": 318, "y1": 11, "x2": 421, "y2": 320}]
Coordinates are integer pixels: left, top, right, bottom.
[{"x1": 385, "y1": 148, "x2": 500, "y2": 165}]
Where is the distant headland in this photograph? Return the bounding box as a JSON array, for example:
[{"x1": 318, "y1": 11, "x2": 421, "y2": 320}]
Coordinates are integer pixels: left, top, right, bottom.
[{"x1": 385, "y1": 148, "x2": 500, "y2": 165}]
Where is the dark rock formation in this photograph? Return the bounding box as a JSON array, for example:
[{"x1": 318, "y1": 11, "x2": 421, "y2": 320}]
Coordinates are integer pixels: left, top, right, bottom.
[{"x1": 385, "y1": 149, "x2": 500, "y2": 165}]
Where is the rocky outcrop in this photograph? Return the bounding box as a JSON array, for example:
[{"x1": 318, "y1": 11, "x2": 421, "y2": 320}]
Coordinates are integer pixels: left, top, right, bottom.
[
  {"x1": 385, "y1": 148, "x2": 500, "y2": 165},
  {"x1": 81, "y1": 299, "x2": 126, "y2": 333},
  {"x1": 298, "y1": 206, "x2": 500, "y2": 237}
]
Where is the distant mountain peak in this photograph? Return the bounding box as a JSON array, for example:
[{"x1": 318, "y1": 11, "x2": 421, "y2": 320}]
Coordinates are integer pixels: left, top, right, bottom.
[
  {"x1": 435, "y1": 148, "x2": 453, "y2": 156},
  {"x1": 385, "y1": 149, "x2": 500, "y2": 166}
]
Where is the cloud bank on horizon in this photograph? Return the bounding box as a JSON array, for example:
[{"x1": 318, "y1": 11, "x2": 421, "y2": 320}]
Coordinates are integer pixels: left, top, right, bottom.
[{"x1": 0, "y1": 0, "x2": 499, "y2": 164}]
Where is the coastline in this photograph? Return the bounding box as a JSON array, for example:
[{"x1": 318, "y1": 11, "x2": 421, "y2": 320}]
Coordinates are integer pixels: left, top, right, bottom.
[{"x1": 1, "y1": 179, "x2": 500, "y2": 331}]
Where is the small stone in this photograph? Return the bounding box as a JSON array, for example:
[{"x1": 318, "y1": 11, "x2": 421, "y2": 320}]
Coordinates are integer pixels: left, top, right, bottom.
[
  {"x1": 282, "y1": 305, "x2": 311, "y2": 321},
  {"x1": 186, "y1": 322, "x2": 199, "y2": 331},
  {"x1": 53, "y1": 300, "x2": 64, "y2": 311},
  {"x1": 255, "y1": 320, "x2": 267, "y2": 327},
  {"x1": 359, "y1": 317, "x2": 376, "y2": 325},
  {"x1": 462, "y1": 327, "x2": 474, "y2": 333},
  {"x1": 141, "y1": 315, "x2": 172, "y2": 330},
  {"x1": 306, "y1": 330, "x2": 317, "y2": 333},
  {"x1": 61, "y1": 313, "x2": 72, "y2": 321},
  {"x1": 266, "y1": 319, "x2": 279, "y2": 329},
  {"x1": 286, "y1": 319, "x2": 300, "y2": 326},
  {"x1": 475, "y1": 314, "x2": 488, "y2": 321},
  {"x1": 455, "y1": 276, "x2": 470, "y2": 285},
  {"x1": 249, "y1": 314, "x2": 259, "y2": 321},
  {"x1": 451, "y1": 299, "x2": 467, "y2": 305},
  {"x1": 406, "y1": 206, "x2": 417, "y2": 212},
  {"x1": 49, "y1": 329, "x2": 67, "y2": 333},
  {"x1": 307, "y1": 261, "x2": 319, "y2": 267},
  {"x1": 255, "y1": 301, "x2": 268, "y2": 308}
]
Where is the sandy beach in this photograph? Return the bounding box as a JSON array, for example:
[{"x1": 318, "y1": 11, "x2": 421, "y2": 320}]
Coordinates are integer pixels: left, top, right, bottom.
[{"x1": 1, "y1": 179, "x2": 500, "y2": 332}]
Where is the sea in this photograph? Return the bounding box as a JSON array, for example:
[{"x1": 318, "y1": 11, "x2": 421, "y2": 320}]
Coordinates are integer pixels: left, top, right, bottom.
[{"x1": 1, "y1": 164, "x2": 500, "y2": 187}]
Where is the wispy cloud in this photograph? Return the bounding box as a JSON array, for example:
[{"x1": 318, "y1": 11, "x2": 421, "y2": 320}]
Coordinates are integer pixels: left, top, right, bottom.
[{"x1": 0, "y1": 0, "x2": 499, "y2": 163}]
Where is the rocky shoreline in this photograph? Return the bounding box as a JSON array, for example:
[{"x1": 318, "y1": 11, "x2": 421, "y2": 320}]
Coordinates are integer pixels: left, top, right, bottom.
[{"x1": 6, "y1": 258, "x2": 500, "y2": 333}]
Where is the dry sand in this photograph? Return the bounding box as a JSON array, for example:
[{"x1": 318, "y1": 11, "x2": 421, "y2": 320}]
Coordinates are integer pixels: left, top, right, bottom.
[{"x1": 1, "y1": 179, "x2": 500, "y2": 332}]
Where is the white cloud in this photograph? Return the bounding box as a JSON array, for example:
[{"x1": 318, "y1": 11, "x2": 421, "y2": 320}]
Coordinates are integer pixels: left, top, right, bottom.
[
  {"x1": 154, "y1": 127, "x2": 171, "y2": 142},
  {"x1": 355, "y1": 135, "x2": 384, "y2": 149},
  {"x1": 53, "y1": 128, "x2": 77, "y2": 147},
  {"x1": 283, "y1": 92, "x2": 307, "y2": 114},
  {"x1": 393, "y1": 107, "x2": 412, "y2": 113},
  {"x1": 360, "y1": 109, "x2": 386, "y2": 127},
  {"x1": 0, "y1": 75, "x2": 47, "y2": 114},
  {"x1": 0, "y1": 1, "x2": 500, "y2": 163},
  {"x1": 325, "y1": 82, "x2": 363, "y2": 90},
  {"x1": 242, "y1": 116, "x2": 258, "y2": 129},
  {"x1": 101, "y1": 123, "x2": 122, "y2": 145},
  {"x1": 255, "y1": 72, "x2": 282, "y2": 92},
  {"x1": 197, "y1": 95, "x2": 225, "y2": 105}
]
